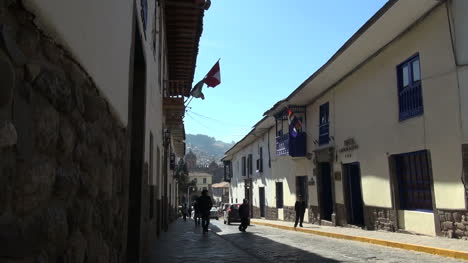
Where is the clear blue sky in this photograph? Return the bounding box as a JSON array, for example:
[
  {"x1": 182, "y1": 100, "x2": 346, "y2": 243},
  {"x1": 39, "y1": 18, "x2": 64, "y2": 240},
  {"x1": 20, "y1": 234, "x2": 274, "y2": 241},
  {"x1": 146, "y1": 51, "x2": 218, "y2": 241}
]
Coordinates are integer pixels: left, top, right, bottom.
[{"x1": 186, "y1": 0, "x2": 388, "y2": 143}]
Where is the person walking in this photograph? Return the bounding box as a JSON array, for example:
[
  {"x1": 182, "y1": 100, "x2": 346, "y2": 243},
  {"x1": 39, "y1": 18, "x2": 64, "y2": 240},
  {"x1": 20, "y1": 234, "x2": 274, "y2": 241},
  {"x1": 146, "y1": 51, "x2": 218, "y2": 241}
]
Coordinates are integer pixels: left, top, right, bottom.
[
  {"x1": 238, "y1": 199, "x2": 250, "y2": 232},
  {"x1": 294, "y1": 195, "x2": 306, "y2": 228},
  {"x1": 197, "y1": 190, "x2": 213, "y2": 233},
  {"x1": 182, "y1": 203, "x2": 188, "y2": 222},
  {"x1": 193, "y1": 200, "x2": 200, "y2": 226}
]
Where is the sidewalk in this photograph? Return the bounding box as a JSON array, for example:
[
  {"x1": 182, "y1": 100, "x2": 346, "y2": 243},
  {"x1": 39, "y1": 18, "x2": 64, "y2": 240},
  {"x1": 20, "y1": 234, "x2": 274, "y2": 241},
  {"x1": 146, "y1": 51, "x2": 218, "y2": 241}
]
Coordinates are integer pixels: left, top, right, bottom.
[{"x1": 250, "y1": 218, "x2": 468, "y2": 261}]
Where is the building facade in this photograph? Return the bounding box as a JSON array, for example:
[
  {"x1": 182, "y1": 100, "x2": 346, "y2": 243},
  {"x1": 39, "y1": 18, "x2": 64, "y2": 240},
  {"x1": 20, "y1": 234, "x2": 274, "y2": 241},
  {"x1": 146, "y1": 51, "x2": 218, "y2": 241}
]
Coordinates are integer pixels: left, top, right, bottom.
[
  {"x1": 0, "y1": 0, "x2": 208, "y2": 262},
  {"x1": 212, "y1": 182, "x2": 230, "y2": 205},
  {"x1": 224, "y1": 0, "x2": 468, "y2": 239}
]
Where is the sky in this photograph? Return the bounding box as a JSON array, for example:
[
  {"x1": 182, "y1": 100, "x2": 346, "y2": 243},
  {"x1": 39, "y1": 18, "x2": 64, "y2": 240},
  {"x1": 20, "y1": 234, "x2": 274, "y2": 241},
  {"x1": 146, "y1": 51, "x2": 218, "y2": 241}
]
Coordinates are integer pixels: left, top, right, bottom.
[{"x1": 185, "y1": 0, "x2": 388, "y2": 143}]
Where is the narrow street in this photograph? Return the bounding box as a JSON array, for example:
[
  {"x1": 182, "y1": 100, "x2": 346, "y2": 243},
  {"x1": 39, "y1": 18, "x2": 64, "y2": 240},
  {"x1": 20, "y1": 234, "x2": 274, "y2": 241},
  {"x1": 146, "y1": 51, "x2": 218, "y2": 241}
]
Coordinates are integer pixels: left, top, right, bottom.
[{"x1": 150, "y1": 219, "x2": 464, "y2": 263}]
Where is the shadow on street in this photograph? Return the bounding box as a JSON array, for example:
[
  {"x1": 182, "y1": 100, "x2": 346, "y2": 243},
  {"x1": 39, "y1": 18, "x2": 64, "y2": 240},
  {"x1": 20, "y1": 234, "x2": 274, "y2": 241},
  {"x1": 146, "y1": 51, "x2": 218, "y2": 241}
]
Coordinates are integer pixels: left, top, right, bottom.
[{"x1": 149, "y1": 218, "x2": 339, "y2": 263}]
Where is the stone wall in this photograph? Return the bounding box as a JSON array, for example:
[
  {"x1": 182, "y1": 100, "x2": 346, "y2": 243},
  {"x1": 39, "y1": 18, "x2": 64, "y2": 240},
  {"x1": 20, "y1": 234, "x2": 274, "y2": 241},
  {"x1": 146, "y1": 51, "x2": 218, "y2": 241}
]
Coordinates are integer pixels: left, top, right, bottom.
[
  {"x1": 283, "y1": 206, "x2": 295, "y2": 222},
  {"x1": 437, "y1": 210, "x2": 468, "y2": 240},
  {"x1": 364, "y1": 206, "x2": 397, "y2": 231},
  {"x1": 266, "y1": 206, "x2": 278, "y2": 220},
  {"x1": 308, "y1": 205, "x2": 320, "y2": 224},
  {"x1": 252, "y1": 206, "x2": 260, "y2": 218},
  {"x1": 0, "y1": 2, "x2": 128, "y2": 262}
]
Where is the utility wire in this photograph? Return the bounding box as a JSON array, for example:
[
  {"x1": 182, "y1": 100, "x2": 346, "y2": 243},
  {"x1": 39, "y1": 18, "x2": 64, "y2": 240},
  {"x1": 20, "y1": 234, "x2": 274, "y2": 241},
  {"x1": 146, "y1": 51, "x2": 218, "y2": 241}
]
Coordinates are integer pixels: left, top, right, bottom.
[{"x1": 186, "y1": 110, "x2": 252, "y2": 127}]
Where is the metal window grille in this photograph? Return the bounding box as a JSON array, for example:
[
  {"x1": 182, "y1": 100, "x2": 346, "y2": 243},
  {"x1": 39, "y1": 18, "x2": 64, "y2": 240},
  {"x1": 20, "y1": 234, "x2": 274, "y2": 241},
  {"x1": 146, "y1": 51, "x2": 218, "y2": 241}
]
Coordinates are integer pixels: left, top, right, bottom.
[
  {"x1": 395, "y1": 150, "x2": 433, "y2": 211},
  {"x1": 397, "y1": 54, "x2": 423, "y2": 121},
  {"x1": 319, "y1": 102, "x2": 330, "y2": 145}
]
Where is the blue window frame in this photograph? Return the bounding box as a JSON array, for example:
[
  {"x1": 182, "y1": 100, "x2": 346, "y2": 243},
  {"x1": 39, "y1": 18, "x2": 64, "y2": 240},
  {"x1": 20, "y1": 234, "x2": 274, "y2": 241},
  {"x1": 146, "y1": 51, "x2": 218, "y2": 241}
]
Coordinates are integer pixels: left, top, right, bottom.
[
  {"x1": 319, "y1": 102, "x2": 329, "y2": 145},
  {"x1": 397, "y1": 54, "x2": 423, "y2": 121},
  {"x1": 394, "y1": 150, "x2": 433, "y2": 212}
]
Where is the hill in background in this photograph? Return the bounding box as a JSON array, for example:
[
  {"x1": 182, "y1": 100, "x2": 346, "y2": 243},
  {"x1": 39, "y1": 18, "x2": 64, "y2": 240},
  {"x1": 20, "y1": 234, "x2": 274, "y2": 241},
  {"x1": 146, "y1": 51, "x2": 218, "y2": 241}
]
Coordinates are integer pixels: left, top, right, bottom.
[{"x1": 185, "y1": 134, "x2": 235, "y2": 166}]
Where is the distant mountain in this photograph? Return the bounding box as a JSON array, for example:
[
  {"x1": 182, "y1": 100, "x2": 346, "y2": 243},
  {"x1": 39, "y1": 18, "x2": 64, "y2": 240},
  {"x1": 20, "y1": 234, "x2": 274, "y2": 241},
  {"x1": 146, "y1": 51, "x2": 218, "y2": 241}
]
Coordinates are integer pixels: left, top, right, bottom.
[{"x1": 185, "y1": 134, "x2": 235, "y2": 165}]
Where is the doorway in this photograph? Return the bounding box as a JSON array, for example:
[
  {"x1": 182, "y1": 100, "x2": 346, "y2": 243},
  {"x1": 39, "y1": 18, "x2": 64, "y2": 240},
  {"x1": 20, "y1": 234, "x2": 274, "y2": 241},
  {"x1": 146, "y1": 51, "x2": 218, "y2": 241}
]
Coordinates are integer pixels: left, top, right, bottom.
[
  {"x1": 319, "y1": 163, "x2": 333, "y2": 221},
  {"x1": 259, "y1": 187, "x2": 266, "y2": 217},
  {"x1": 343, "y1": 163, "x2": 364, "y2": 226},
  {"x1": 126, "y1": 14, "x2": 147, "y2": 263}
]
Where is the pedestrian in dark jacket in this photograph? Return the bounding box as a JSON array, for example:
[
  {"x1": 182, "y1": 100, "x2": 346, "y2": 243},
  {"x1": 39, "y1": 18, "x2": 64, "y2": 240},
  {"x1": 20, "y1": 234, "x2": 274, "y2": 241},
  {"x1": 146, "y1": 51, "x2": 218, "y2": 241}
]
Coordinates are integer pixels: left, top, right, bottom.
[
  {"x1": 193, "y1": 200, "x2": 200, "y2": 225},
  {"x1": 197, "y1": 190, "x2": 213, "y2": 233},
  {"x1": 238, "y1": 199, "x2": 250, "y2": 232},
  {"x1": 294, "y1": 195, "x2": 306, "y2": 228}
]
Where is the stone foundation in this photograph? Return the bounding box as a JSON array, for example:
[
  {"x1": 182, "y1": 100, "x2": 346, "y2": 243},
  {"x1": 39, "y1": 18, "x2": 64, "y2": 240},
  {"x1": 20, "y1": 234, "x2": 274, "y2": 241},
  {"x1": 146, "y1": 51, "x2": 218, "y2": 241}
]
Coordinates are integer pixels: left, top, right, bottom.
[
  {"x1": 252, "y1": 206, "x2": 261, "y2": 218},
  {"x1": 0, "y1": 3, "x2": 128, "y2": 262},
  {"x1": 437, "y1": 210, "x2": 468, "y2": 240},
  {"x1": 283, "y1": 206, "x2": 295, "y2": 222},
  {"x1": 308, "y1": 205, "x2": 320, "y2": 224},
  {"x1": 266, "y1": 206, "x2": 278, "y2": 220},
  {"x1": 364, "y1": 206, "x2": 397, "y2": 231}
]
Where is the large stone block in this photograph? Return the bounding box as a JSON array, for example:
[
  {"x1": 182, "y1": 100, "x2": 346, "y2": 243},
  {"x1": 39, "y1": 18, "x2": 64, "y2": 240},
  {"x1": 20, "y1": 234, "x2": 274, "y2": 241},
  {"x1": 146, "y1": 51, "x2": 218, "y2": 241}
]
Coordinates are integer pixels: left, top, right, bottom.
[
  {"x1": 24, "y1": 63, "x2": 41, "y2": 83},
  {"x1": 456, "y1": 222, "x2": 466, "y2": 231},
  {"x1": 57, "y1": 118, "x2": 76, "y2": 159},
  {"x1": 0, "y1": 50, "x2": 15, "y2": 107},
  {"x1": 455, "y1": 229, "x2": 465, "y2": 238},
  {"x1": 442, "y1": 221, "x2": 454, "y2": 230},
  {"x1": 16, "y1": 23, "x2": 40, "y2": 58},
  {"x1": 453, "y1": 212, "x2": 462, "y2": 223},
  {"x1": 100, "y1": 164, "x2": 113, "y2": 200},
  {"x1": 83, "y1": 95, "x2": 107, "y2": 123},
  {"x1": 54, "y1": 166, "x2": 80, "y2": 201},
  {"x1": 34, "y1": 70, "x2": 74, "y2": 113},
  {"x1": 0, "y1": 215, "x2": 24, "y2": 258},
  {"x1": 32, "y1": 95, "x2": 59, "y2": 155},
  {"x1": 0, "y1": 120, "x2": 17, "y2": 148},
  {"x1": 64, "y1": 231, "x2": 87, "y2": 263},
  {"x1": 0, "y1": 25, "x2": 27, "y2": 66},
  {"x1": 44, "y1": 206, "x2": 69, "y2": 253},
  {"x1": 14, "y1": 157, "x2": 55, "y2": 215}
]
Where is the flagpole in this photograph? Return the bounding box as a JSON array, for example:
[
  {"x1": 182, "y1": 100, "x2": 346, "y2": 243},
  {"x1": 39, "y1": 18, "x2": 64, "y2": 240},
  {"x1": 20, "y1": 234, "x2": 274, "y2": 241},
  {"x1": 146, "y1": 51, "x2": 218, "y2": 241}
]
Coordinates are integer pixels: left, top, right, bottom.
[{"x1": 185, "y1": 96, "x2": 194, "y2": 108}]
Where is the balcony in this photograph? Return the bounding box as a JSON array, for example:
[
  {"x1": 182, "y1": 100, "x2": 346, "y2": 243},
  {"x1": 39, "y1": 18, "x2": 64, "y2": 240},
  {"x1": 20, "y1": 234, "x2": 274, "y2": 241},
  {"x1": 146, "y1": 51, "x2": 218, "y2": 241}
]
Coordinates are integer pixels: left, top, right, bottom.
[{"x1": 276, "y1": 132, "x2": 307, "y2": 157}]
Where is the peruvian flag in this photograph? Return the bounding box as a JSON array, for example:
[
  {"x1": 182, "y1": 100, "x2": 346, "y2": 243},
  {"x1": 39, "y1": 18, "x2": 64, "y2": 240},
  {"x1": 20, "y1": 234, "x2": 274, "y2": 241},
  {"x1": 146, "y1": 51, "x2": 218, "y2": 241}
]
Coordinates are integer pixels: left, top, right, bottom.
[{"x1": 203, "y1": 60, "x2": 221, "y2": 88}]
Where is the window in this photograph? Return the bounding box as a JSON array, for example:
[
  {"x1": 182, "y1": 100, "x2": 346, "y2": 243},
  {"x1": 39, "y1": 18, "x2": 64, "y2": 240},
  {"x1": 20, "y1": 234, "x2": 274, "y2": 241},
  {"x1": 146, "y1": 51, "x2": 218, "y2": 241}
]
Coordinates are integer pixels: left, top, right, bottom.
[
  {"x1": 319, "y1": 102, "x2": 330, "y2": 145},
  {"x1": 248, "y1": 154, "x2": 253, "y2": 175},
  {"x1": 193, "y1": 178, "x2": 197, "y2": 183},
  {"x1": 394, "y1": 150, "x2": 433, "y2": 211},
  {"x1": 203, "y1": 178, "x2": 207, "y2": 184},
  {"x1": 397, "y1": 54, "x2": 423, "y2": 121},
  {"x1": 276, "y1": 182, "x2": 284, "y2": 208},
  {"x1": 259, "y1": 147, "x2": 264, "y2": 173},
  {"x1": 242, "y1": 157, "x2": 246, "y2": 176}
]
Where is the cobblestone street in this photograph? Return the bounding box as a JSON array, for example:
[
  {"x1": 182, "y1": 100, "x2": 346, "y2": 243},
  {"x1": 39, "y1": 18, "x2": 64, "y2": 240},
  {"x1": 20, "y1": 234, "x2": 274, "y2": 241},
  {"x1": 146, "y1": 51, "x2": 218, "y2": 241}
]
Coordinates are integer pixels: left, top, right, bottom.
[{"x1": 150, "y1": 219, "x2": 464, "y2": 262}]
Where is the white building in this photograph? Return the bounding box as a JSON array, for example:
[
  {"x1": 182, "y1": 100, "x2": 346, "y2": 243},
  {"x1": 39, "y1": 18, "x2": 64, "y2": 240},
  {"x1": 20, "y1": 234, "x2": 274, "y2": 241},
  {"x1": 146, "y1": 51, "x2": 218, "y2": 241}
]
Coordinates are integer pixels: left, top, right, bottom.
[{"x1": 224, "y1": 0, "x2": 468, "y2": 239}]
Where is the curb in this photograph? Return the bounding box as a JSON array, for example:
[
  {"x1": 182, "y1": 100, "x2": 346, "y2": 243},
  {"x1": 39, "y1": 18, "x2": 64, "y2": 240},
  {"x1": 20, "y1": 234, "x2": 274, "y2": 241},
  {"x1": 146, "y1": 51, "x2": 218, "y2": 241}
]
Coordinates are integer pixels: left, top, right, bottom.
[{"x1": 251, "y1": 220, "x2": 468, "y2": 261}]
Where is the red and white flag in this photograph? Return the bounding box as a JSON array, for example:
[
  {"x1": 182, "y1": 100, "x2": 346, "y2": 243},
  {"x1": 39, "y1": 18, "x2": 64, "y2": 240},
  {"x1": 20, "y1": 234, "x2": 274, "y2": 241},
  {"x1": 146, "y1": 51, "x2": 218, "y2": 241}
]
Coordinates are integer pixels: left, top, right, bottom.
[{"x1": 203, "y1": 60, "x2": 221, "y2": 88}]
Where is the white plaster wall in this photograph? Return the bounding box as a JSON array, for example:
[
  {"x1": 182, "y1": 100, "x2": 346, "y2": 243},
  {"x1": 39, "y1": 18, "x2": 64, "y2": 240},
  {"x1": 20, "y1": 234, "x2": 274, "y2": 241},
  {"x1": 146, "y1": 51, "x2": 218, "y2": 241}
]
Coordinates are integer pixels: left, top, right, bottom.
[
  {"x1": 460, "y1": 66, "x2": 468, "y2": 142},
  {"x1": 305, "y1": 5, "x2": 463, "y2": 214},
  {"x1": 23, "y1": 0, "x2": 134, "y2": 126},
  {"x1": 398, "y1": 210, "x2": 436, "y2": 236}
]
